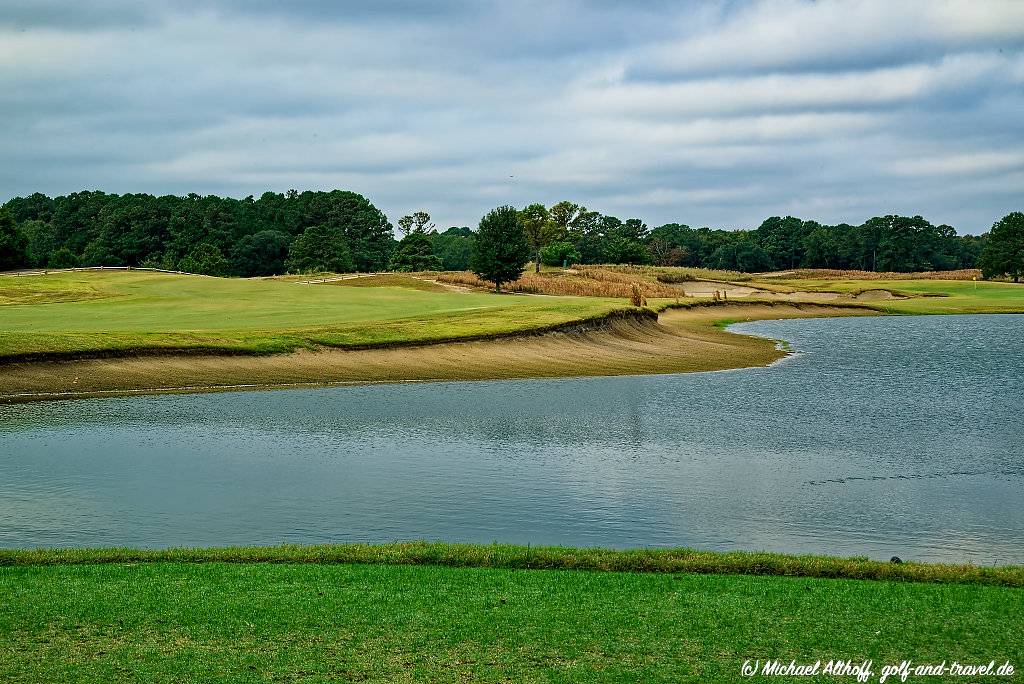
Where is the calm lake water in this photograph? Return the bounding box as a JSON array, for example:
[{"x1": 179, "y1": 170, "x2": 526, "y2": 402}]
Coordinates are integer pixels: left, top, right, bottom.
[{"x1": 1, "y1": 314, "x2": 1022, "y2": 564}]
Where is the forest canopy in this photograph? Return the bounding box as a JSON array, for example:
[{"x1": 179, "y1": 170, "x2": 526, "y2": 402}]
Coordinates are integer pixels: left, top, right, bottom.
[{"x1": 0, "y1": 189, "x2": 1000, "y2": 276}]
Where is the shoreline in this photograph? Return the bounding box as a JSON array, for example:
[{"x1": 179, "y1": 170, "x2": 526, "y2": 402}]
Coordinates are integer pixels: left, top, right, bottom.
[
  {"x1": 1, "y1": 541, "x2": 1021, "y2": 585},
  {"x1": 0, "y1": 302, "x2": 871, "y2": 403}
]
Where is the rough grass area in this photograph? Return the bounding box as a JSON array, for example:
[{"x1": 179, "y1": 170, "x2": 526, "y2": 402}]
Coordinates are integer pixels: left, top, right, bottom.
[
  {"x1": 3, "y1": 542, "x2": 1021, "y2": 586},
  {"x1": 0, "y1": 270, "x2": 621, "y2": 360},
  {"x1": 436, "y1": 268, "x2": 686, "y2": 298},
  {"x1": 0, "y1": 559, "x2": 1020, "y2": 683}
]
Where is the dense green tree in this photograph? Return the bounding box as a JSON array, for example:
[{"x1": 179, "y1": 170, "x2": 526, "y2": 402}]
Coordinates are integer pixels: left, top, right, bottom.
[
  {"x1": 47, "y1": 247, "x2": 79, "y2": 269},
  {"x1": 980, "y1": 212, "x2": 1024, "y2": 282},
  {"x1": 800, "y1": 223, "x2": 859, "y2": 269},
  {"x1": 178, "y1": 243, "x2": 229, "y2": 276},
  {"x1": 431, "y1": 227, "x2": 474, "y2": 271},
  {"x1": 548, "y1": 201, "x2": 587, "y2": 240},
  {"x1": 286, "y1": 224, "x2": 354, "y2": 273},
  {"x1": 0, "y1": 208, "x2": 28, "y2": 270},
  {"x1": 80, "y1": 237, "x2": 122, "y2": 267},
  {"x1": 709, "y1": 240, "x2": 772, "y2": 272},
  {"x1": 647, "y1": 224, "x2": 698, "y2": 266},
  {"x1": 297, "y1": 190, "x2": 394, "y2": 271},
  {"x1": 390, "y1": 232, "x2": 442, "y2": 271},
  {"x1": 519, "y1": 203, "x2": 555, "y2": 273},
  {"x1": 539, "y1": 240, "x2": 580, "y2": 267},
  {"x1": 0, "y1": 190, "x2": 999, "y2": 276},
  {"x1": 603, "y1": 235, "x2": 651, "y2": 264},
  {"x1": 20, "y1": 220, "x2": 57, "y2": 267},
  {"x1": 756, "y1": 216, "x2": 811, "y2": 269},
  {"x1": 230, "y1": 230, "x2": 291, "y2": 276},
  {"x1": 470, "y1": 206, "x2": 530, "y2": 291},
  {"x1": 4, "y1": 192, "x2": 54, "y2": 224}
]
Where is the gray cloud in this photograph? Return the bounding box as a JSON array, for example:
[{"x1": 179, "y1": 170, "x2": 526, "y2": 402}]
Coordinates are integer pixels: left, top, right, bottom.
[{"x1": 1, "y1": 0, "x2": 1022, "y2": 233}]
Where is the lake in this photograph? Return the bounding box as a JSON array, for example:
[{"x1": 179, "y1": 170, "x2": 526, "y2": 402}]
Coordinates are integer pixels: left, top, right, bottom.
[{"x1": 1, "y1": 314, "x2": 1021, "y2": 564}]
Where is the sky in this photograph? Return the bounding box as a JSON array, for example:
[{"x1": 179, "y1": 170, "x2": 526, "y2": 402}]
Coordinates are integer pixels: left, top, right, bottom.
[{"x1": 2, "y1": 0, "x2": 1023, "y2": 234}]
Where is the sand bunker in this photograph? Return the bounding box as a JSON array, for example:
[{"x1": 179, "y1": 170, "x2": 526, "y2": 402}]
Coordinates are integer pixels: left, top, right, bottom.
[
  {"x1": 854, "y1": 289, "x2": 901, "y2": 300},
  {"x1": 672, "y1": 281, "x2": 841, "y2": 302}
]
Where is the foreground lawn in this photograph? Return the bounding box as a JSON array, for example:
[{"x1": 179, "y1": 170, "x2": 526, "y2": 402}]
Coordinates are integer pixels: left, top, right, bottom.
[
  {"x1": 0, "y1": 271, "x2": 621, "y2": 358},
  {"x1": 0, "y1": 560, "x2": 1020, "y2": 683}
]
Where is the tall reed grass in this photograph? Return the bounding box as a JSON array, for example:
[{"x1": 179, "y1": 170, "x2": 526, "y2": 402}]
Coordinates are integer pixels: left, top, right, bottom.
[{"x1": 435, "y1": 268, "x2": 683, "y2": 299}]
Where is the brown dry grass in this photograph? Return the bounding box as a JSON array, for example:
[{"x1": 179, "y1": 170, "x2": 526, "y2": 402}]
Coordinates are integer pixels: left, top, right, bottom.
[
  {"x1": 0, "y1": 303, "x2": 870, "y2": 403},
  {"x1": 435, "y1": 268, "x2": 685, "y2": 299},
  {"x1": 761, "y1": 268, "x2": 984, "y2": 281}
]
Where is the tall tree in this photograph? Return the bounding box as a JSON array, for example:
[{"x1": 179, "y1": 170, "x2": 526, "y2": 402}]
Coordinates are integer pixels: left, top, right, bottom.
[
  {"x1": 470, "y1": 206, "x2": 530, "y2": 291},
  {"x1": 519, "y1": 203, "x2": 553, "y2": 273},
  {"x1": 548, "y1": 201, "x2": 586, "y2": 240},
  {"x1": 397, "y1": 210, "x2": 434, "y2": 237},
  {"x1": 980, "y1": 212, "x2": 1024, "y2": 282}
]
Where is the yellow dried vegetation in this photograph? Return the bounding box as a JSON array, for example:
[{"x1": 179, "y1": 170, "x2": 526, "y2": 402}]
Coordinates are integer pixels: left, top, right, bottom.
[{"x1": 435, "y1": 267, "x2": 685, "y2": 299}]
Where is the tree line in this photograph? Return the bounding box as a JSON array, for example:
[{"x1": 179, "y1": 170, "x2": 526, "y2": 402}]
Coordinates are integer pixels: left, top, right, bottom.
[{"x1": 0, "y1": 190, "x2": 1020, "y2": 281}]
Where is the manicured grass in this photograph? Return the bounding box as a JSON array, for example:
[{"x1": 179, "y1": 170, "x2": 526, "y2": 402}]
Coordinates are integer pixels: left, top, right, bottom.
[
  {"x1": 0, "y1": 559, "x2": 1020, "y2": 682},
  {"x1": 0, "y1": 270, "x2": 622, "y2": 359}
]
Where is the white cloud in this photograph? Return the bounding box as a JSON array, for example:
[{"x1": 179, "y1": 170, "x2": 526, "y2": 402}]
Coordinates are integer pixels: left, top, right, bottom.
[
  {"x1": 643, "y1": 0, "x2": 1024, "y2": 76},
  {"x1": 890, "y1": 151, "x2": 1024, "y2": 177},
  {"x1": 0, "y1": 0, "x2": 1022, "y2": 232}
]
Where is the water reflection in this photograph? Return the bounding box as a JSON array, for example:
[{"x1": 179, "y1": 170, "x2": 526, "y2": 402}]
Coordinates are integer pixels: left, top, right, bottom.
[{"x1": 1, "y1": 314, "x2": 1022, "y2": 564}]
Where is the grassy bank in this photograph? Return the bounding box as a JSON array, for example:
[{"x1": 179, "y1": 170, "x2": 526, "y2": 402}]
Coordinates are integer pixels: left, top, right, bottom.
[
  {"x1": 0, "y1": 270, "x2": 622, "y2": 359},
  {"x1": 760, "y1": 277, "x2": 1024, "y2": 314},
  {"x1": 3, "y1": 542, "x2": 1022, "y2": 585},
  {"x1": 0, "y1": 303, "x2": 859, "y2": 402},
  {"x1": 1, "y1": 268, "x2": 1022, "y2": 402},
  {"x1": 1, "y1": 550, "x2": 1020, "y2": 682}
]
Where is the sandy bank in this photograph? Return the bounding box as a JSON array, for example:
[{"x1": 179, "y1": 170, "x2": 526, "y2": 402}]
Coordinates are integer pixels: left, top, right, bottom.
[{"x1": 0, "y1": 303, "x2": 870, "y2": 403}]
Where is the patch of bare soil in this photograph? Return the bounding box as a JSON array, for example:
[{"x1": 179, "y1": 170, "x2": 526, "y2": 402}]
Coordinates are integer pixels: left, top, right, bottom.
[{"x1": 854, "y1": 289, "x2": 902, "y2": 300}]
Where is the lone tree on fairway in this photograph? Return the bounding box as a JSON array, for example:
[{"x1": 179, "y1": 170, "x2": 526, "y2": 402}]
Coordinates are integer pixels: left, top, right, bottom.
[
  {"x1": 471, "y1": 205, "x2": 530, "y2": 291},
  {"x1": 980, "y1": 212, "x2": 1024, "y2": 282}
]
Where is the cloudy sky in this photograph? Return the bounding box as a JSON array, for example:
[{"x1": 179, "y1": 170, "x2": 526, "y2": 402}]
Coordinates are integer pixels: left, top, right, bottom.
[{"x1": 3, "y1": 0, "x2": 1023, "y2": 233}]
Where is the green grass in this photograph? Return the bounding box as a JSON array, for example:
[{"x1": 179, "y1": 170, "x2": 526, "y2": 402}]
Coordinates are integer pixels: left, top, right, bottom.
[
  {"x1": 4, "y1": 542, "x2": 1021, "y2": 586},
  {"x1": 758, "y1": 278, "x2": 1024, "y2": 314},
  {"x1": 0, "y1": 271, "x2": 622, "y2": 359},
  {"x1": 1, "y1": 558, "x2": 1020, "y2": 682}
]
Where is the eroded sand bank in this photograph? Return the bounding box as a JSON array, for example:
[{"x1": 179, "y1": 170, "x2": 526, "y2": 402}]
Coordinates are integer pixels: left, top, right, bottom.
[{"x1": 0, "y1": 303, "x2": 871, "y2": 403}]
